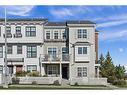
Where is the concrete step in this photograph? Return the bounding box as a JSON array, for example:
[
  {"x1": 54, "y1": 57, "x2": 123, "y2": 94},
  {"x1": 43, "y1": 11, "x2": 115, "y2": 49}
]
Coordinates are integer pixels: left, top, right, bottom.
[{"x1": 61, "y1": 79, "x2": 70, "y2": 86}]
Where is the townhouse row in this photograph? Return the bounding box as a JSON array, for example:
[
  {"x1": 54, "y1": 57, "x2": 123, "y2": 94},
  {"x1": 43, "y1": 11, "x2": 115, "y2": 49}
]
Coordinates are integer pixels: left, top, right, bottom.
[{"x1": 0, "y1": 18, "x2": 99, "y2": 81}]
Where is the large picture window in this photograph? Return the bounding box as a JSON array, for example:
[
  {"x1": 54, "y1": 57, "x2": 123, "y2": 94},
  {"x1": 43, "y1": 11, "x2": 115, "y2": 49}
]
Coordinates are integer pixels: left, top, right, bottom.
[
  {"x1": 77, "y1": 67, "x2": 87, "y2": 77},
  {"x1": 77, "y1": 29, "x2": 87, "y2": 38},
  {"x1": 47, "y1": 65, "x2": 58, "y2": 75},
  {"x1": 27, "y1": 45, "x2": 37, "y2": 58},
  {"x1": 26, "y1": 26, "x2": 36, "y2": 37}
]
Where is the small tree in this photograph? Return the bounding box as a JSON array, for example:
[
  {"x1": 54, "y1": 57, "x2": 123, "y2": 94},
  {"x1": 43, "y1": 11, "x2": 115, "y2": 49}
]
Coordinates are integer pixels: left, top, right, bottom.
[
  {"x1": 115, "y1": 64, "x2": 126, "y2": 80},
  {"x1": 99, "y1": 54, "x2": 105, "y2": 77},
  {"x1": 99, "y1": 51, "x2": 116, "y2": 83}
]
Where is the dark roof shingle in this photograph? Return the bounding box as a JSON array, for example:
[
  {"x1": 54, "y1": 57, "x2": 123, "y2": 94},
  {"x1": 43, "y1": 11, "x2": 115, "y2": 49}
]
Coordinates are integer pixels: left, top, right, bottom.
[
  {"x1": 0, "y1": 18, "x2": 47, "y2": 21},
  {"x1": 45, "y1": 22, "x2": 66, "y2": 26},
  {"x1": 67, "y1": 20, "x2": 95, "y2": 24}
]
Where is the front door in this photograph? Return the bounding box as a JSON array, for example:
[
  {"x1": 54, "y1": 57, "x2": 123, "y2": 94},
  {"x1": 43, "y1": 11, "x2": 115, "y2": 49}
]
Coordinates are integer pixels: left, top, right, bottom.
[
  {"x1": 62, "y1": 66, "x2": 68, "y2": 79},
  {"x1": 16, "y1": 66, "x2": 23, "y2": 72}
]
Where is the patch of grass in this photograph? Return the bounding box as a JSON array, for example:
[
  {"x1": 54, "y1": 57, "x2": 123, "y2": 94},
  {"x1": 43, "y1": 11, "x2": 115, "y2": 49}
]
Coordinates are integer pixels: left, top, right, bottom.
[{"x1": 72, "y1": 85, "x2": 107, "y2": 87}]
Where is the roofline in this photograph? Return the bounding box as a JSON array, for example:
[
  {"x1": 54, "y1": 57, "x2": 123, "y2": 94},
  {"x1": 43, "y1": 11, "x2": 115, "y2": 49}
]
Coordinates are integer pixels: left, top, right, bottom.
[{"x1": 0, "y1": 18, "x2": 48, "y2": 21}]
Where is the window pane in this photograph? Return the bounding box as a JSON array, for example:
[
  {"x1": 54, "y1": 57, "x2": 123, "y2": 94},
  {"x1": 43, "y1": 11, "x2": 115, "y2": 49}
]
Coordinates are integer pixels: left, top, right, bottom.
[
  {"x1": 17, "y1": 45, "x2": 22, "y2": 54},
  {"x1": 62, "y1": 31, "x2": 67, "y2": 39},
  {"x1": 27, "y1": 65, "x2": 37, "y2": 72},
  {"x1": 83, "y1": 47, "x2": 87, "y2": 54},
  {"x1": 27, "y1": 46, "x2": 37, "y2": 58},
  {"x1": 7, "y1": 45, "x2": 12, "y2": 54},
  {"x1": 0, "y1": 46, "x2": 3, "y2": 58},
  {"x1": 46, "y1": 31, "x2": 50, "y2": 39},
  {"x1": 26, "y1": 26, "x2": 36, "y2": 37},
  {"x1": 54, "y1": 31, "x2": 58, "y2": 39},
  {"x1": 77, "y1": 67, "x2": 87, "y2": 77},
  {"x1": 78, "y1": 47, "x2": 82, "y2": 54},
  {"x1": 16, "y1": 26, "x2": 21, "y2": 34}
]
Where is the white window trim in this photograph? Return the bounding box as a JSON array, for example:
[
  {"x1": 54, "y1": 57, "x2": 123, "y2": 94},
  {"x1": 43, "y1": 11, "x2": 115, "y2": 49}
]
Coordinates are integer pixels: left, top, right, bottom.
[
  {"x1": 53, "y1": 30, "x2": 59, "y2": 39},
  {"x1": 77, "y1": 66, "x2": 87, "y2": 77},
  {"x1": 45, "y1": 30, "x2": 51, "y2": 39}
]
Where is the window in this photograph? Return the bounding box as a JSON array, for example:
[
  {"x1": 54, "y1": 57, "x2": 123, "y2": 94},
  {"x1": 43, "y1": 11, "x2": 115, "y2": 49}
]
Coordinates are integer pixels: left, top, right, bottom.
[
  {"x1": 47, "y1": 65, "x2": 58, "y2": 75},
  {"x1": 77, "y1": 29, "x2": 87, "y2": 38},
  {"x1": 6, "y1": 26, "x2": 11, "y2": 34},
  {"x1": 78, "y1": 47, "x2": 87, "y2": 54},
  {"x1": 17, "y1": 45, "x2": 22, "y2": 54},
  {"x1": 54, "y1": 31, "x2": 58, "y2": 39},
  {"x1": 0, "y1": 46, "x2": 3, "y2": 58},
  {"x1": 26, "y1": 26, "x2": 36, "y2": 37},
  {"x1": 62, "y1": 47, "x2": 69, "y2": 54},
  {"x1": 46, "y1": 31, "x2": 50, "y2": 39},
  {"x1": 16, "y1": 26, "x2": 21, "y2": 34},
  {"x1": 27, "y1": 45, "x2": 37, "y2": 58},
  {"x1": 77, "y1": 67, "x2": 87, "y2": 77},
  {"x1": 62, "y1": 47, "x2": 69, "y2": 61},
  {"x1": 0, "y1": 66, "x2": 3, "y2": 74},
  {"x1": 62, "y1": 31, "x2": 67, "y2": 39},
  {"x1": 7, "y1": 45, "x2": 12, "y2": 54},
  {"x1": 27, "y1": 65, "x2": 37, "y2": 72},
  {"x1": 48, "y1": 48, "x2": 57, "y2": 56}
]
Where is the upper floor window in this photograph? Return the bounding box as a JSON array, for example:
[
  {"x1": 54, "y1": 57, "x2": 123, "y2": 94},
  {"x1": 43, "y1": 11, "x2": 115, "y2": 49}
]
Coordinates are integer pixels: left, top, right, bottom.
[
  {"x1": 78, "y1": 47, "x2": 87, "y2": 54},
  {"x1": 17, "y1": 45, "x2": 22, "y2": 54},
  {"x1": 7, "y1": 45, "x2": 12, "y2": 54},
  {"x1": 6, "y1": 26, "x2": 11, "y2": 34},
  {"x1": 48, "y1": 48, "x2": 57, "y2": 56},
  {"x1": 62, "y1": 47, "x2": 69, "y2": 54},
  {"x1": 77, "y1": 29, "x2": 87, "y2": 38},
  {"x1": 77, "y1": 67, "x2": 87, "y2": 77},
  {"x1": 54, "y1": 31, "x2": 58, "y2": 39},
  {"x1": 62, "y1": 31, "x2": 67, "y2": 39},
  {"x1": 0, "y1": 46, "x2": 3, "y2": 58},
  {"x1": 27, "y1": 45, "x2": 37, "y2": 58},
  {"x1": 26, "y1": 26, "x2": 36, "y2": 37},
  {"x1": 16, "y1": 26, "x2": 21, "y2": 34},
  {"x1": 46, "y1": 31, "x2": 50, "y2": 39}
]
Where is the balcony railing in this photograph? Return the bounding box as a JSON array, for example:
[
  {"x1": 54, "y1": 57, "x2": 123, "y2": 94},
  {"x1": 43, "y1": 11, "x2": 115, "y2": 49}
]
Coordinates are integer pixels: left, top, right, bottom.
[
  {"x1": 3, "y1": 33, "x2": 12, "y2": 38},
  {"x1": 13, "y1": 33, "x2": 22, "y2": 38},
  {"x1": 44, "y1": 39, "x2": 67, "y2": 42},
  {"x1": 40, "y1": 54, "x2": 70, "y2": 62}
]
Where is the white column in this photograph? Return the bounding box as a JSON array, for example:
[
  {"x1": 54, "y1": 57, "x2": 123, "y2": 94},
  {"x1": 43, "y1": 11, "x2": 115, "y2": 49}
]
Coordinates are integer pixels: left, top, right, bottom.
[
  {"x1": 97, "y1": 67, "x2": 99, "y2": 78},
  {"x1": 13, "y1": 66, "x2": 16, "y2": 74}
]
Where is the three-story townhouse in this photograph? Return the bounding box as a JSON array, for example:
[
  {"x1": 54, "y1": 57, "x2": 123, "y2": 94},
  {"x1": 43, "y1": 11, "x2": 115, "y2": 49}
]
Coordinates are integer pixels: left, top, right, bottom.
[
  {"x1": 41, "y1": 22, "x2": 69, "y2": 79},
  {"x1": 0, "y1": 18, "x2": 47, "y2": 75}
]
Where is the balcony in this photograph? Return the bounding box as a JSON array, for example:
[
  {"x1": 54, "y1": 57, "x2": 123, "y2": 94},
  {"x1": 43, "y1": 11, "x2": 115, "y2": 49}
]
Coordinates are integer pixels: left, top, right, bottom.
[
  {"x1": 13, "y1": 33, "x2": 22, "y2": 38},
  {"x1": 3, "y1": 33, "x2": 12, "y2": 38},
  {"x1": 40, "y1": 54, "x2": 70, "y2": 63},
  {"x1": 44, "y1": 39, "x2": 67, "y2": 42}
]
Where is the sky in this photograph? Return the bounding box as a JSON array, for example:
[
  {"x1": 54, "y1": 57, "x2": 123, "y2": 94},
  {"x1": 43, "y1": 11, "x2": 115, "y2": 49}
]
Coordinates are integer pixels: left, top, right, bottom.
[{"x1": 0, "y1": 5, "x2": 127, "y2": 70}]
